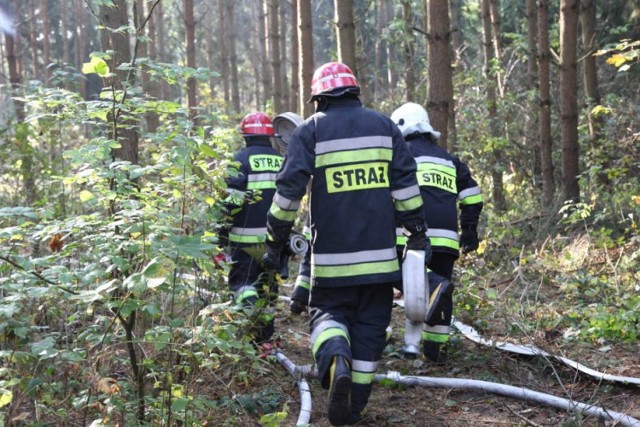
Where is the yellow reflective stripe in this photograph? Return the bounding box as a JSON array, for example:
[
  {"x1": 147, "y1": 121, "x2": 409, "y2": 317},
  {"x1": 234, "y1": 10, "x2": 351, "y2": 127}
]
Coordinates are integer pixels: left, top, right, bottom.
[
  {"x1": 429, "y1": 236, "x2": 459, "y2": 250},
  {"x1": 352, "y1": 371, "x2": 376, "y2": 385},
  {"x1": 394, "y1": 194, "x2": 423, "y2": 211},
  {"x1": 269, "y1": 202, "x2": 297, "y2": 222},
  {"x1": 326, "y1": 162, "x2": 389, "y2": 193},
  {"x1": 416, "y1": 168, "x2": 457, "y2": 193},
  {"x1": 316, "y1": 148, "x2": 392, "y2": 168},
  {"x1": 396, "y1": 235, "x2": 407, "y2": 245},
  {"x1": 236, "y1": 289, "x2": 259, "y2": 303},
  {"x1": 312, "y1": 328, "x2": 349, "y2": 356},
  {"x1": 295, "y1": 279, "x2": 311, "y2": 290},
  {"x1": 229, "y1": 233, "x2": 266, "y2": 243},
  {"x1": 460, "y1": 194, "x2": 483, "y2": 205},
  {"x1": 246, "y1": 181, "x2": 276, "y2": 190},
  {"x1": 248, "y1": 154, "x2": 282, "y2": 171},
  {"x1": 422, "y1": 331, "x2": 450, "y2": 343},
  {"x1": 313, "y1": 259, "x2": 399, "y2": 278}
]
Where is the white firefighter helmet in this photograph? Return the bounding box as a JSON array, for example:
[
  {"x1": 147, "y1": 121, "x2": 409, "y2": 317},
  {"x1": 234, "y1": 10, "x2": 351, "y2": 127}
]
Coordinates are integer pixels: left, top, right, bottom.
[{"x1": 391, "y1": 102, "x2": 441, "y2": 140}]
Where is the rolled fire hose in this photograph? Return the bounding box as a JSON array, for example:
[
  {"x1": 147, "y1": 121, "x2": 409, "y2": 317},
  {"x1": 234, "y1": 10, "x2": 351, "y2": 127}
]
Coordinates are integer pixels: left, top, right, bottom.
[{"x1": 274, "y1": 350, "x2": 640, "y2": 427}]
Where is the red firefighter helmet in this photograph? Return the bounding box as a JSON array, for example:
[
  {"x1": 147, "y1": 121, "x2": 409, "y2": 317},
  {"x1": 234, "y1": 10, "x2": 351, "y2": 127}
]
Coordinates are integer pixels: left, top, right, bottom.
[
  {"x1": 240, "y1": 112, "x2": 275, "y2": 136},
  {"x1": 310, "y1": 62, "x2": 359, "y2": 99}
]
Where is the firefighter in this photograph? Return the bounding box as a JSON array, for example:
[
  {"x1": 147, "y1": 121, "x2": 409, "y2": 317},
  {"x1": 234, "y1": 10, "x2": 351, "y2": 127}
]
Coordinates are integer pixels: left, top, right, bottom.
[
  {"x1": 264, "y1": 62, "x2": 430, "y2": 426},
  {"x1": 218, "y1": 112, "x2": 284, "y2": 344},
  {"x1": 391, "y1": 102, "x2": 483, "y2": 363}
]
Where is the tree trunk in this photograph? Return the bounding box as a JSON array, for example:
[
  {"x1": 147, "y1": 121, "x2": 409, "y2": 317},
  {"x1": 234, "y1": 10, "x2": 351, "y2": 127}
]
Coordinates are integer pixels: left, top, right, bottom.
[
  {"x1": 560, "y1": 0, "x2": 580, "y2": 202},
  {"x1": 226, "y1": 0, "x2": 240, "y2": 112},
  {"x1": 538, "y1": 0, "x2": 555, "y2": 204},
  {"x1": 204, "y1": 6, "x2": 216, "y2": 102},
  {"x1": 401, "y1": 0, "x2": 416, "y2": 101},
  {"x1": 580, "y1": 0, "x2": 605, "y2": 185},
  {"x1": 488, "y1": 0, "x2": 504, "y2": 96},
  {"x1": 258, "y1": 1, "x2": 272, "y2": 109},
  {"x1": 289, "y1": 0, "x2": 300, "y2": 114},
  {"x1": 76, "y1": 0, "x2": 87, "y2": 99},
  {"x1": 99, "y1": 0, "x2": 139, "y2": 165},
  {"x1": 62, "y1": 1, "x2": 70, "y2": 66},
  {"x1": 335, "y1": 0, "x2": 357, "y2": 71},
  {"x1": 427, "y1": 0, "x2": 453, "y2": 149},
  {"x1": 279, "y1": 1, "x2": 289, "y2": 111},
  {"x1": 145, "y1": 0, "x2": 160, "y2": 132},
  {"x1": 269, "y1": 0, "x2": 283, "y2": 112},
  {"x1": 482, "y1": 0, "x2": 506, "y2": 212},
  {"x1": 450, "y1": 0, "x2": 463, "y2": 66},
  {"x1": 385, "y1": 0, "x2": 397, "y2": 95},
  {"x1": 298, "y1": 0, "x2": 314, "y2": 117},
  {"x1": 184, "y1": 0, "x2": 197, "y2": 119},
  {"x1": 526, "y1": 0, "x2": 541, "y2": 189},
  {"x1": 7, "y1": 31, "x2": 36, "y2": 205},
  {"x1": 29, "y1": 0, "x2": 40, "y2": 81},
  {"x1": 218, "y1": 0, "x2": 229, "y2": 106},
  {"x1": 41, "y1": 0, "x2": 51, "y2": 85},
  {"x1": 374, "y1": 0, "x2": 387, "y2": 103}
]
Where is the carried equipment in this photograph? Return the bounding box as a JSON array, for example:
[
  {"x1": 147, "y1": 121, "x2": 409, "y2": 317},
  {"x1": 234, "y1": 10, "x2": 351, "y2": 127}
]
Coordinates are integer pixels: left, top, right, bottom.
[{"x1": 272, "y1": 112, "x2": 304, "y2": 154}]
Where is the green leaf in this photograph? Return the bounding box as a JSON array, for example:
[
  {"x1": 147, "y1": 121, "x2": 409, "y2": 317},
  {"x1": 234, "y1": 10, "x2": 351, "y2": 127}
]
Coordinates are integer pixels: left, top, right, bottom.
[
  {"x1": 82, "y1": 56, "x2": 110, "y2": 77},
  {"x1": 0, "y1": 389, "x2": 13, "y2": 408},
  {"x1": 79, "y1": 190, "x2": 95, "y2": 202}
]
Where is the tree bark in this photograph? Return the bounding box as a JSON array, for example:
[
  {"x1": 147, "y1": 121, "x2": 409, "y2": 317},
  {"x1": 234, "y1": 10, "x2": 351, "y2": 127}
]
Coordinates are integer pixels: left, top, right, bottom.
[
  {"x1": 269, "y1": 0, "x2": 283, "y2": 112},
  {"x1": 145, "y1": 0, "x2": 160, "y2": 132},
  {"x1": 401, "y1": 0, "x2": 416, "y2": 101},
  {"x1": 580, "y1": 0, "x2": 603, "y2": 150},
  {"x1": 289, "y1": 0, "x2": 299, "y2": 114},
  {"x1": 427, "y1": 0, "x2": 454, "y2": 149},
  {"x1": 99, "y1": 0, "x2": 139, "y2": 165},
  {"x1": 450, "y1": 0, "x2": 463, "y2": 66},
  {"x1": 538, "y1": 0, "x2": 555, "y2": 204},
  {"x1": 279, "y1": 1, "x2": 289, "y2": 111},
  {"x1": 526, "y1": 0, "x2": 541, "y2": 188},
  {"x1": 217, "y1": 0, "x2": 229, "y2": 106},
  {"x1": 298, "y1": 0, "x2": 314, "y2": 117},
  {"x1": 386, "y1": 0, "x2": 397, "y2": 94},
  {"x1": 184, "y1": 0, "x2": 197, "y2": 119},
  {"x1": 335, "y1": 0, "x2": 357, "y2": 71},
  {"x1": 374, "y1": 0, "x2": 387, "y2": 103},
  {"x1": 41, "y1": 0, "x2": 51, "y2": 85},
  {"x1": 258, "y1": 1, "x2": 272, "y2": 109},
  {"x1": 226, "y1": 0, "x2": 240, "y2": 112},
  {"x1": 29, "y1": 0, "x2": 40, "y2": 81},
  {"x1": 482, "y1": 0, "x2": 506, "y2": 212},
  {"x1": 560, "y1": 0, "x2": 580, "y2": 202},
  {"x1": 488, "y1": 0, "x2": 504, "y2": 96}
]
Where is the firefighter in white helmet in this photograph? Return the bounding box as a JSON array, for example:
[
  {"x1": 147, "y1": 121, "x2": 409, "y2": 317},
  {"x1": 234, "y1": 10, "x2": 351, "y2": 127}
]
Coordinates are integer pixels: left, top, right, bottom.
[
  {"x1": 264, "y1": 63, "x2": 431, "y2": 425},
  {"x1": 391, "y1": 102, "x2": 483, "y2": 363}
]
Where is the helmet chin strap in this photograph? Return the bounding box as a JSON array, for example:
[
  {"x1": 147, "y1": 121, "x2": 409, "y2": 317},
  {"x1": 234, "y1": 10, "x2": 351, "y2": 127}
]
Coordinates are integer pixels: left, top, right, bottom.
[{"x1": 315, "y1": 97, "x2": 329, "y2": 112}]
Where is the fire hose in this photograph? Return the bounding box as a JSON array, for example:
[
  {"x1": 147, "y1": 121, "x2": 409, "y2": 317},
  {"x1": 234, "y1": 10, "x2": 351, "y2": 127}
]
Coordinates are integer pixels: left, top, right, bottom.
[{"x1": 273, "y1": 348, "x2": 640, "y2": 426}]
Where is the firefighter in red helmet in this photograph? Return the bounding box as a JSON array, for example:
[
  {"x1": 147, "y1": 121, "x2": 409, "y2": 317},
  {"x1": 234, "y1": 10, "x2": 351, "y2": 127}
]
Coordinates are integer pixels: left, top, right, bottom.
[
  {"x1": 218, "y1": 112, "x2": 284, "y2": 344},
  {"x1": 264, "y1": 62, "x2": 431, "y2": 425}
]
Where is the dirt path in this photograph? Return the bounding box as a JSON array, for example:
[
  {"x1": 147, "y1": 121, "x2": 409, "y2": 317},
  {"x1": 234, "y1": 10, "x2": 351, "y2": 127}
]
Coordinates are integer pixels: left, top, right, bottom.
[{"x1": 270, "y1": 299, "x2": 640, "y2": 427}]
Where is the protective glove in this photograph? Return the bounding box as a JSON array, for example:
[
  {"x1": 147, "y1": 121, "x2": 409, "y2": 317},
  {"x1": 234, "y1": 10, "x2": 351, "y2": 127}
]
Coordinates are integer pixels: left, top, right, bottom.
[
  {"x1": 262, "y1": 238, "x2": 287, "y2": 273},
  {"x1": 459, "y1": 226, "x2": 479, "y2": 254},
  {"x1": 404, "y1": 221, "x2": 433, "y2": 265}
]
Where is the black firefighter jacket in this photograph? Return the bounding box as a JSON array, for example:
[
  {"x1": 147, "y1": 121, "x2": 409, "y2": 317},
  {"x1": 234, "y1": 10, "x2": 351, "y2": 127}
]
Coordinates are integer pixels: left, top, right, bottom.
[{"x1": 266, "y1": 97, "x2": 426, "y2": 288}]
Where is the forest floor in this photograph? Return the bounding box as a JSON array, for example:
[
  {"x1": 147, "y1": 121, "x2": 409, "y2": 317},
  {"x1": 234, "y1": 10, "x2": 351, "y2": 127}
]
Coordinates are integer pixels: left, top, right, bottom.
[{"x1": 263, "y1": 284, "x2": 640, "y2": 427}]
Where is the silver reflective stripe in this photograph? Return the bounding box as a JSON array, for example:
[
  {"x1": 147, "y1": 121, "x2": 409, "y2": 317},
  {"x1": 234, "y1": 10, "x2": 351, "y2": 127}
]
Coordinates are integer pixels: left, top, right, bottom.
[
  {"x1": 303, "y1": 225, "x2": 312, "y2": 235},
  {"x1": 396, "y1": 227, "x2": 405, "y2": 236},
  {"x1": 312, "y1": 247, "x2": 397, "y2": 266},
  {"x1": 458, "y1": 186, "x2": 481, "y2": 200},
  {"x1": 230, "y1": 227, "x2": 268, "y2": 236},
  {"x1": 415, "y1": 156, "x2": 455, "y2": 169},
  {"x1": 427, "y1": 228, "x2": 459, "y2": 241},
  {"x1": 315, "y1": 135, "x2": 392, "y2": 154},
  {"x1": 311, "y1": 320, "x2": 348, "y2": 345},
  {"x1": 391, "y1": 184, "x2": 420, "y2": 200},
  {"x1": 248, "y1": 173, "x2": 278, "y2": 182},
  {"x1": 424, "y1": 325, "x2": 450, "y2": 334},
  {"x1": 273, "y1": 192, "x2": 300, "y2": 210},
  {"x1": 352, "y1": 359, "x2": 378, "y2": 373}
]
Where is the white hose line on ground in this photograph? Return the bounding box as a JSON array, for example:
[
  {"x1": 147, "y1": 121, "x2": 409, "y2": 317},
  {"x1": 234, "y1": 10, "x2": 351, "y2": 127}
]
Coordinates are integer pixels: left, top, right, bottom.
[
  {"x1": 452, "y1": 320, "x2": 640, "y2": 387},
  {"x1": 275, "y1": 351, "x2": 313, "y2": 426},
  {"x1": 274, "y1": 350, "x2": 640, "y2": 426},
  {"x1": 375, "y1": 372, "x2": 640, "y2": 427}
]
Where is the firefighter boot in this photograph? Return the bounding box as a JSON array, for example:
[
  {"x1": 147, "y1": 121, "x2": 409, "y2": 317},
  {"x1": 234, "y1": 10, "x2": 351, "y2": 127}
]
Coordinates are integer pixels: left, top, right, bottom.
[
  {"x1": 423, "y1": 340, "x2": 448, "y2": 364},
  {"x1": 327, "y1": 356, "x2": 352, "y2": 426}
]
